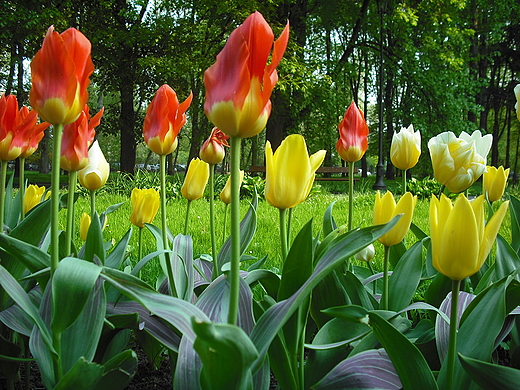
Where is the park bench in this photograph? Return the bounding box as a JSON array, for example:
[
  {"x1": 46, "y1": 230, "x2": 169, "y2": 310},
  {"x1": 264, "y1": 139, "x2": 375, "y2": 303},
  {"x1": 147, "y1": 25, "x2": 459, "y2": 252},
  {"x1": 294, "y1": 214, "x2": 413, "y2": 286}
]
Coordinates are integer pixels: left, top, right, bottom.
[{"x1": 248, "y1": 166, "x2": 359, "y2": 182}]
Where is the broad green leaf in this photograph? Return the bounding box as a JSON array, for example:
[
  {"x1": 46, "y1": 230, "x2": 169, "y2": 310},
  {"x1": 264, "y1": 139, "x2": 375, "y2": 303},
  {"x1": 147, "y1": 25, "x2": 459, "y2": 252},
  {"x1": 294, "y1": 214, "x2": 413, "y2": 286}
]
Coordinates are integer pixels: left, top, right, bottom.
[
  {"x1": 95, "y1": 349, "x2": 138, "y2": 390},
  {"x1": 244, "y1": 269, "x2": 280, "y2": 299},
  {"x1": 193, "y1": 320, "x2": 258, "y2": 390},
  {"x1": 171, "y1": 234, "x2": 194, "y2": 302},
  {"x1": 340, "y1": 271, "x2": 378, "y2": 310},
  {"x1": 509, "y1": 195, "x2": 520, "y2": 253},
  {"x1": 53, "y1": 357, "x2": 103, "y2": 390},
  {"x1": 250, "y1": 217, "x2": 399, "y2": 372},
  {"x1": 82, "y1": 212, "x2": 105, "y2": 264},
  {"x1": 494, "y1": 234, "x2": 520, "y2": 281},
  {"x1": 51, "y1": 257, "x2": 102, "y2": 333},
  {"x1": 369, "y1": 312, "x2": 438, "y2": 390},
  {"x1": 322, "y1": 304, "x2": 369, "y2": 323},
  {"x1": 105, "y1": 228, "x2": 132, "y2": 269},
  {"x1": 459, "y1": 353, "x2": 520, "y2": 390},
  {"x1": 386, "y1": 239, "x2": 424, "y2": 311},
  {"x1": 313, "y1": 348, "x2": 402, "y2": 390},
  {"x1": 322, "y1": 201, "x2": 337, "y2": 238}
]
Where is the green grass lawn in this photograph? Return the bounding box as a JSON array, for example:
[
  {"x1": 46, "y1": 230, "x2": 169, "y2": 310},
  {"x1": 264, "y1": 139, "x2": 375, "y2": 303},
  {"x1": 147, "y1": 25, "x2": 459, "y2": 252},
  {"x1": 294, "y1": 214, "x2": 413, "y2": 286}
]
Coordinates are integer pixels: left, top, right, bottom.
[{"x1": 58, "y1": 174, "x2": 512, "y2": 285}]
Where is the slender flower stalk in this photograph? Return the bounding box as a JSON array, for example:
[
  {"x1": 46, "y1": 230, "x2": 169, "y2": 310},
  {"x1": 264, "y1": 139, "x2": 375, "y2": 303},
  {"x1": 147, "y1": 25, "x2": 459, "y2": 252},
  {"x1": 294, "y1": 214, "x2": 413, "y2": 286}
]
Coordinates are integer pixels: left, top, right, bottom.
[
  {"x1": 65, "y1": 171, "x2": 77, "y2": 255},
  {"x1": 184, "y1": 200, "x2": 192, "y2": 236},
  {"x1": 0, "y1": 160, "x2": 7, "y2": 231},
  {"x1": 382, "y1": 245, "x2": 391, "y2": 310},
  {"x1": 446, "y1": 279, "x2": 461, "y2": 390},
  {"x1": 19, "y1": 157, "x2": 25, "y2": 221},
  {"x1": 159, "y1": 154, "x2": 175, "y2": 296},
  {"x1": 348, "y1": 161, "x2": 354, "y2": 231},
  {"x1": 279, "y1": 208, "x2": 288, "y2": 261},
  {"x1": 208, "y1": 165, "x2": 217, "y2": 274},
  {"x1": 50, "y1": 124, "x2": 64, "y2": 274}
]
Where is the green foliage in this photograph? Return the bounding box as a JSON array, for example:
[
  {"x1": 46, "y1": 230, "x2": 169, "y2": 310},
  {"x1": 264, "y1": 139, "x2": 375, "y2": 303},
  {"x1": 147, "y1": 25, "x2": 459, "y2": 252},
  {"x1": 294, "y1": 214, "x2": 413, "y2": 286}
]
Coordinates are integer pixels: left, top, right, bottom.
[{"x1": 407, "y1": 177, "x2": 442, "y2": 198}]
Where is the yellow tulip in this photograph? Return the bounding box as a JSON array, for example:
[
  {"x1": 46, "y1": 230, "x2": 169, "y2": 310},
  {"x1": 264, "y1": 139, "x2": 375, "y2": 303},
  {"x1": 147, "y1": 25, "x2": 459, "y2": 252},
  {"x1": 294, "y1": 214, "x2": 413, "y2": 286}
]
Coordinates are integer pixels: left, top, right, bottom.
[
  {"x1": 130, "y1": 188, "x2": 160, "y2": 228},
  {"x1": 483, "y1": 166, "x2": 509, "y2": 202},
  {"x1": 181, "y1": 158, "x2": 210, "y2": 201},
  {"x1": 265, "y1": 134, "x2": 326, "y2": 210},
  {"x1": 24, "y1": 184, "x2": 46, "y2": 214},
  {"x1": 390, "y1": 124, "x2": 421, "y2": 170},
  {"x1": 373, "y1": 191, "x2": 417, "y2": 247},
  {"x1": 78, "y1": 140, "x2": 110, "y2": 191},
  {"x1": 80, "y1": 212, "x2": 91, "y2": 241},
  {"x1": 430, "y1": 194, "x2": 509, "y2": 280},
  {"x1": 428, "y1": 131, "x2": 491, "y2": 193},
  {"x1": 220, "y1": 171, "x2": 244, "y2": 205}
]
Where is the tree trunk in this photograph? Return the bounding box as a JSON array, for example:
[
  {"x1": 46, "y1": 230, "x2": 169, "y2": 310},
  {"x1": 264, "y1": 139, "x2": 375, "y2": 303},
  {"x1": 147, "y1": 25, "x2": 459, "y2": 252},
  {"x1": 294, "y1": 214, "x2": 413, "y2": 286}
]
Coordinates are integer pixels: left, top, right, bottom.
[{"x1": 119, "y1": 78, "x2": 136, "y2": 173}]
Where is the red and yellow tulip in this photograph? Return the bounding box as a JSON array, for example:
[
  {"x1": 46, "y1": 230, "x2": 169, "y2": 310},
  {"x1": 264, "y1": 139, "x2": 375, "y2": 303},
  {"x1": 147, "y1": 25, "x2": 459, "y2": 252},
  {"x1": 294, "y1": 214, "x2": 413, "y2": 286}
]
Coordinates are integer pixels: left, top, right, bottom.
[
  {"x1": 30, "y1": 26, "x2": 94, "y2": 125},
  {"x1": 60, "y1": 105, "x2": 104, "y2": 172},
  {"x1": 336, "y1": 102, "x2": 369, "y2": 163},
  {"x1": 143, "y1": 84, "x2": 193, "y2": 156},
  {"x1": 204, "y1": 12, "x2": 289, "y2": 138},
  {"x1": 199, "y1": 127, "x2": 229, "y2": 165}
]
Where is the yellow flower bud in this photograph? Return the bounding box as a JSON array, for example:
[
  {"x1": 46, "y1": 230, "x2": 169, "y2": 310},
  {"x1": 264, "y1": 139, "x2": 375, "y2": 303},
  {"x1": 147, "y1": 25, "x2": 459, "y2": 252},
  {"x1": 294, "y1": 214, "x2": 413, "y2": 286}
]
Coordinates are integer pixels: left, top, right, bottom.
[
  {"x1": 220, "y1": 171, "x2": 244, "y2": 205},
  {"x1": 373, "y1": 191, "x2": 417, "y2": 247},
  {"x1": 430, "y1": 194, "x2": 509, "y2": 280},
  {"x1": 265, "y1": 134, "x2": 326, "y2": 210},
  {"x1": 483, "y1": 166, "x2": 509, "y2": 202},
  {"x1": 390, "y1": 124, "x2": 421, "y2": 170},
  {"x1": 24, "y1": 184, "x2": 46, "y2": 214},
  {"x1": 129, "y1": 188, "x2": 160, "y2": 228},
  {"x1": 181, "y1": 158, "x2": 209, "y2": 201},
  {"x1": 80, "y1": 212, "x2": 91, "y2": 241},
  {"x1": 78, "y1": 140, "x2": 110, "y2": 191}
]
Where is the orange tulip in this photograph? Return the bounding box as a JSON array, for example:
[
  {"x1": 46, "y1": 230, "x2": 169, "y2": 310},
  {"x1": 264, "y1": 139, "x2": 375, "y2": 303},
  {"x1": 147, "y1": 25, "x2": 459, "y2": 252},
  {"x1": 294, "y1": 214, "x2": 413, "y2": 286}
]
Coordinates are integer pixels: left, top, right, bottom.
[
  {"x1": 336, "y1": 102, "x2": 369, "y2": 163},
  {"x1": 0, "y1": 94, "x2": 47, "y2": 161},
  {"x1": 60, "y1": 105, "x2": 104, "y2": 172},
  {"x1": 204, "y1": 12, "x2": 290, "y2": 138},
  {"x1": 30, "y1": 26, "x2": 94, "y2": 125},
  {"x1": 143, "y1": 84, "x2": 193, "y2": 156},
  {"x1": 19, "y1": 106, "x2": 50, "y2": 159},
  {"x1": 199, "y1": 127, "x2": 229, "y2": 165}
]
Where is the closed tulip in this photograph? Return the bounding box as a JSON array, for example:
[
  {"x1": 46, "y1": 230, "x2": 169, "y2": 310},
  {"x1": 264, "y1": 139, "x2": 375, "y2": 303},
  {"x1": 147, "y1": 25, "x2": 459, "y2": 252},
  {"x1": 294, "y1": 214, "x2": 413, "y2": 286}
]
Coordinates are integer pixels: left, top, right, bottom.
[
  {"x1": 78, "y1": 140, "x2": 110, "y2": 191},
  {"x1": 143, "y1": 85, "x2": 193, "y2": 156},
  {"x1": 220, "y1": 170, "x2": 244, "y2": 205},
  {"x1": 355, "y1": 243, "x2": 375, "y2": 263},
  {"x1": 483, "y1": 166, "x2": 509, "y2": 202},
  {"x1": 336, "y1": 102, "x2": 369, "y2": 163},
  {"x1": 265, "y1": 134, "x2": 326, "y2": 210},
  {"x1": 514, "y1": 84, "x2": 520, "y2": 121},
  {"x1": 199, "y1": 127, "x2": 229, "y2": 165},
  {"x1": 80, "y1": 212, "x2": 91, "y2": 241},
  {"x1": 181, "y1": 158, "x2": 210, "y2": 201},
  {"x1": 428, "y1": 131, "x2": 490, "y2": 193},
  {"x1": 430, "y1": 194, "x2": 509, "y2": 280},
  {"x1": 0, "y1": 94, "x2": 47, "y2": 161},
  {"x1": 61, "y1": 105, "x2": 103, "y2": 172},
  {"x1": 373, "y1": 191, "x2": 417, "y2": 247},
  {"x1": 24, "y1": 184, "x2": 46, "y2": 214},
  {"x1": 130, "y1": 188, "x2": 160, "y2": 228},
  {"x1": 30, "y1": 26, "x2": 94, "y2": 125},
  {"x1": 390, "y1": 124, "x2": 421, "y2": 170},
  {"x1": 204, "y1": 12, "x2": 289, "y2": 139}
]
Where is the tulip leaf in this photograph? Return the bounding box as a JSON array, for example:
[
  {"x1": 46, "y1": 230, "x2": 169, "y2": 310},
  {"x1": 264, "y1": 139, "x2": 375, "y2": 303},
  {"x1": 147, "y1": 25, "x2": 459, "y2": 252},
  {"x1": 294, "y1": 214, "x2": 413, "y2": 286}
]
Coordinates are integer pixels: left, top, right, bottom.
[
  {"x1": 340, "y1": 271, "x2": 378, "y2": 310},
  {"x1": 509, "y1": 195, "x2": 520, "y2": 253},
  {"x1": 322, "y1": 201, "x2": 337, "y2": 238},
  {"x1": 51, "y1": 257, "x2": 103, "y2": 334},
  {"x1": 105, "y1": 228, "x2": 132, "y2": 270},
  {"x1": 494, "y1": 234, "x2": 520, "y2": 280},
  {"x1": 243, "y1": 269, "x2": 280, "y2": 299},
  {"x1": 386, "y1": 239, "x2": 424, "y2": 311},
  {"x1": 459, "y1": 353, "x2": 520, "y2": 390},
  {"x1": 193, "y1": 320, "x2": 258, "y2": 390},
  {"x1": 53, "y1": 357, "x2": 103, "y2": 390},
  {"x1": 3, "y1": 173, "x2": 20, "y2": 229},
  {"x1": 0, "y1": 287, "x2": 42, "y2": 337},
  {"x1": 321, "y1": 304, "x2": 369, "y2": 323},
  {"x1": 82, "y1": 212, "x2": 105, "y2": 264},
  {"x1": 250, "y1": 216, "x2": 400, "y2": 372},
  {"x1": 368, "y1": 312, "x2": 438, "y2": 390},
  {"x1": 95, "y1": 349, "x2": 138, "y2": 390},
  {"x1": 171, "y1": 234, "x2": 194, "y2": 302},
  {"x1": 312, "y1": 348, "x2": 402, "y2": 390}
]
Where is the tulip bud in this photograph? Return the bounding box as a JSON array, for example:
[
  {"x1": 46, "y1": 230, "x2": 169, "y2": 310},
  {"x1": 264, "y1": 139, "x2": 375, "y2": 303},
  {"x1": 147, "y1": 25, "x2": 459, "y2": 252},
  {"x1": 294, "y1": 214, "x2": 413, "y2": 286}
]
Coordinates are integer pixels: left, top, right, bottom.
[
  {"x1": 181, "y1": 158, "x2": 210, "y2": 201},
  {"x1": 483, "y1": 166, "x2": 509, "y2": 202},
  {"x1": 430, "y1": 194, "x2": 509, "y2": 280},
  {"x1": 78, "y1": 140, "x2": 110, "y2": 191},
  {"x1": 24, "y1": 184, "x2": 46, "y2": 214},
  {"x1": 355, "y1": 244, "x2": 375, "y2": 263},
  {"x1": 390, "y1": 124, "x2": 421, "y2": 170},
  {"x1": 336, "y1": 102, "x2": 369, "y2": 163},
  {"x1": 373, "y1": 191, "x2": 417, "y2": 247},
  {"x1": 220, "y1": 171, "x2": 244, "y2": 205},
  {"x1": 199, "y1": 127, "x2": 229, "y2": 165},
  {"x1": 80, "y1": 212, "x2": 91, "y2": 241},
  {"x1": 265, "y1": 134, "x2": 326, "y2": 210},
  {"x1": 130, "y1": 188, "x2": 160, "y2": 228}
]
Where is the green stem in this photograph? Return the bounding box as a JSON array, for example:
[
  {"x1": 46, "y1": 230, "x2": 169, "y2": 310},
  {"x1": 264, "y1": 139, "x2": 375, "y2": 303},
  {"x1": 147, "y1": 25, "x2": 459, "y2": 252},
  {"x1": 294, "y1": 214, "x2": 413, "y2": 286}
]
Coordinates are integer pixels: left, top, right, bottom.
[
  {"x1": 287, "y1": 207, "x2": 293, "y2": 249},
  {"x1": 0, "y1": 160, "x2": 7, "y2": 232},
  {"x1": 227, "y1": 136, "x2": 242, "y2": 325},
  {"x1": 89, "y1": 190, "x2": 96, "y2": 217},
  {"x1": 209, "y1": 164, "x2": 218, "y2": 279},
  {"x1": 297, "y1": 306, "x2": 305, "y2": 389},
  {"x1": 160, "y1": 154, "x2": 176, "y2": 297},
  {"x1": 52, "y1": 330, "x2": 63, "y2": 382},
  {"x1": 222, "y1": 203, "x2": 228, "y2": 247},
  {"x1": 348, "y1": 161, "x2": 354, "y2": 231},
  {"x1": 184, "y1": 199, "x2": 192, "y2": 235},
  {"x1": 402, "y1": 169, "x2": 407, "y2": 194},
  {"x1": 50, "y1": 124, "x2": 64, "y2": 276},
  {"x1": 367, "y1": 260, "x2": 376, "y2": 294},
  {"x1": 279, "y1": 208, "x2": 288, "y2": 261},
  {"x1": 138, "y1": 226, "x2": 143, "y2": 261},
  {"x1": 65, "y1": 171, "x2": 77, "y2": 256},
  {"x1": 446, "y1": 279, "x2": 461, "y2": 390},
  {"x1": 19, "y1": 157, "x2": 25, "y2": 221},
  {"x1": 382, "y1": 245, "x2": 391, "y2": 310}
]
